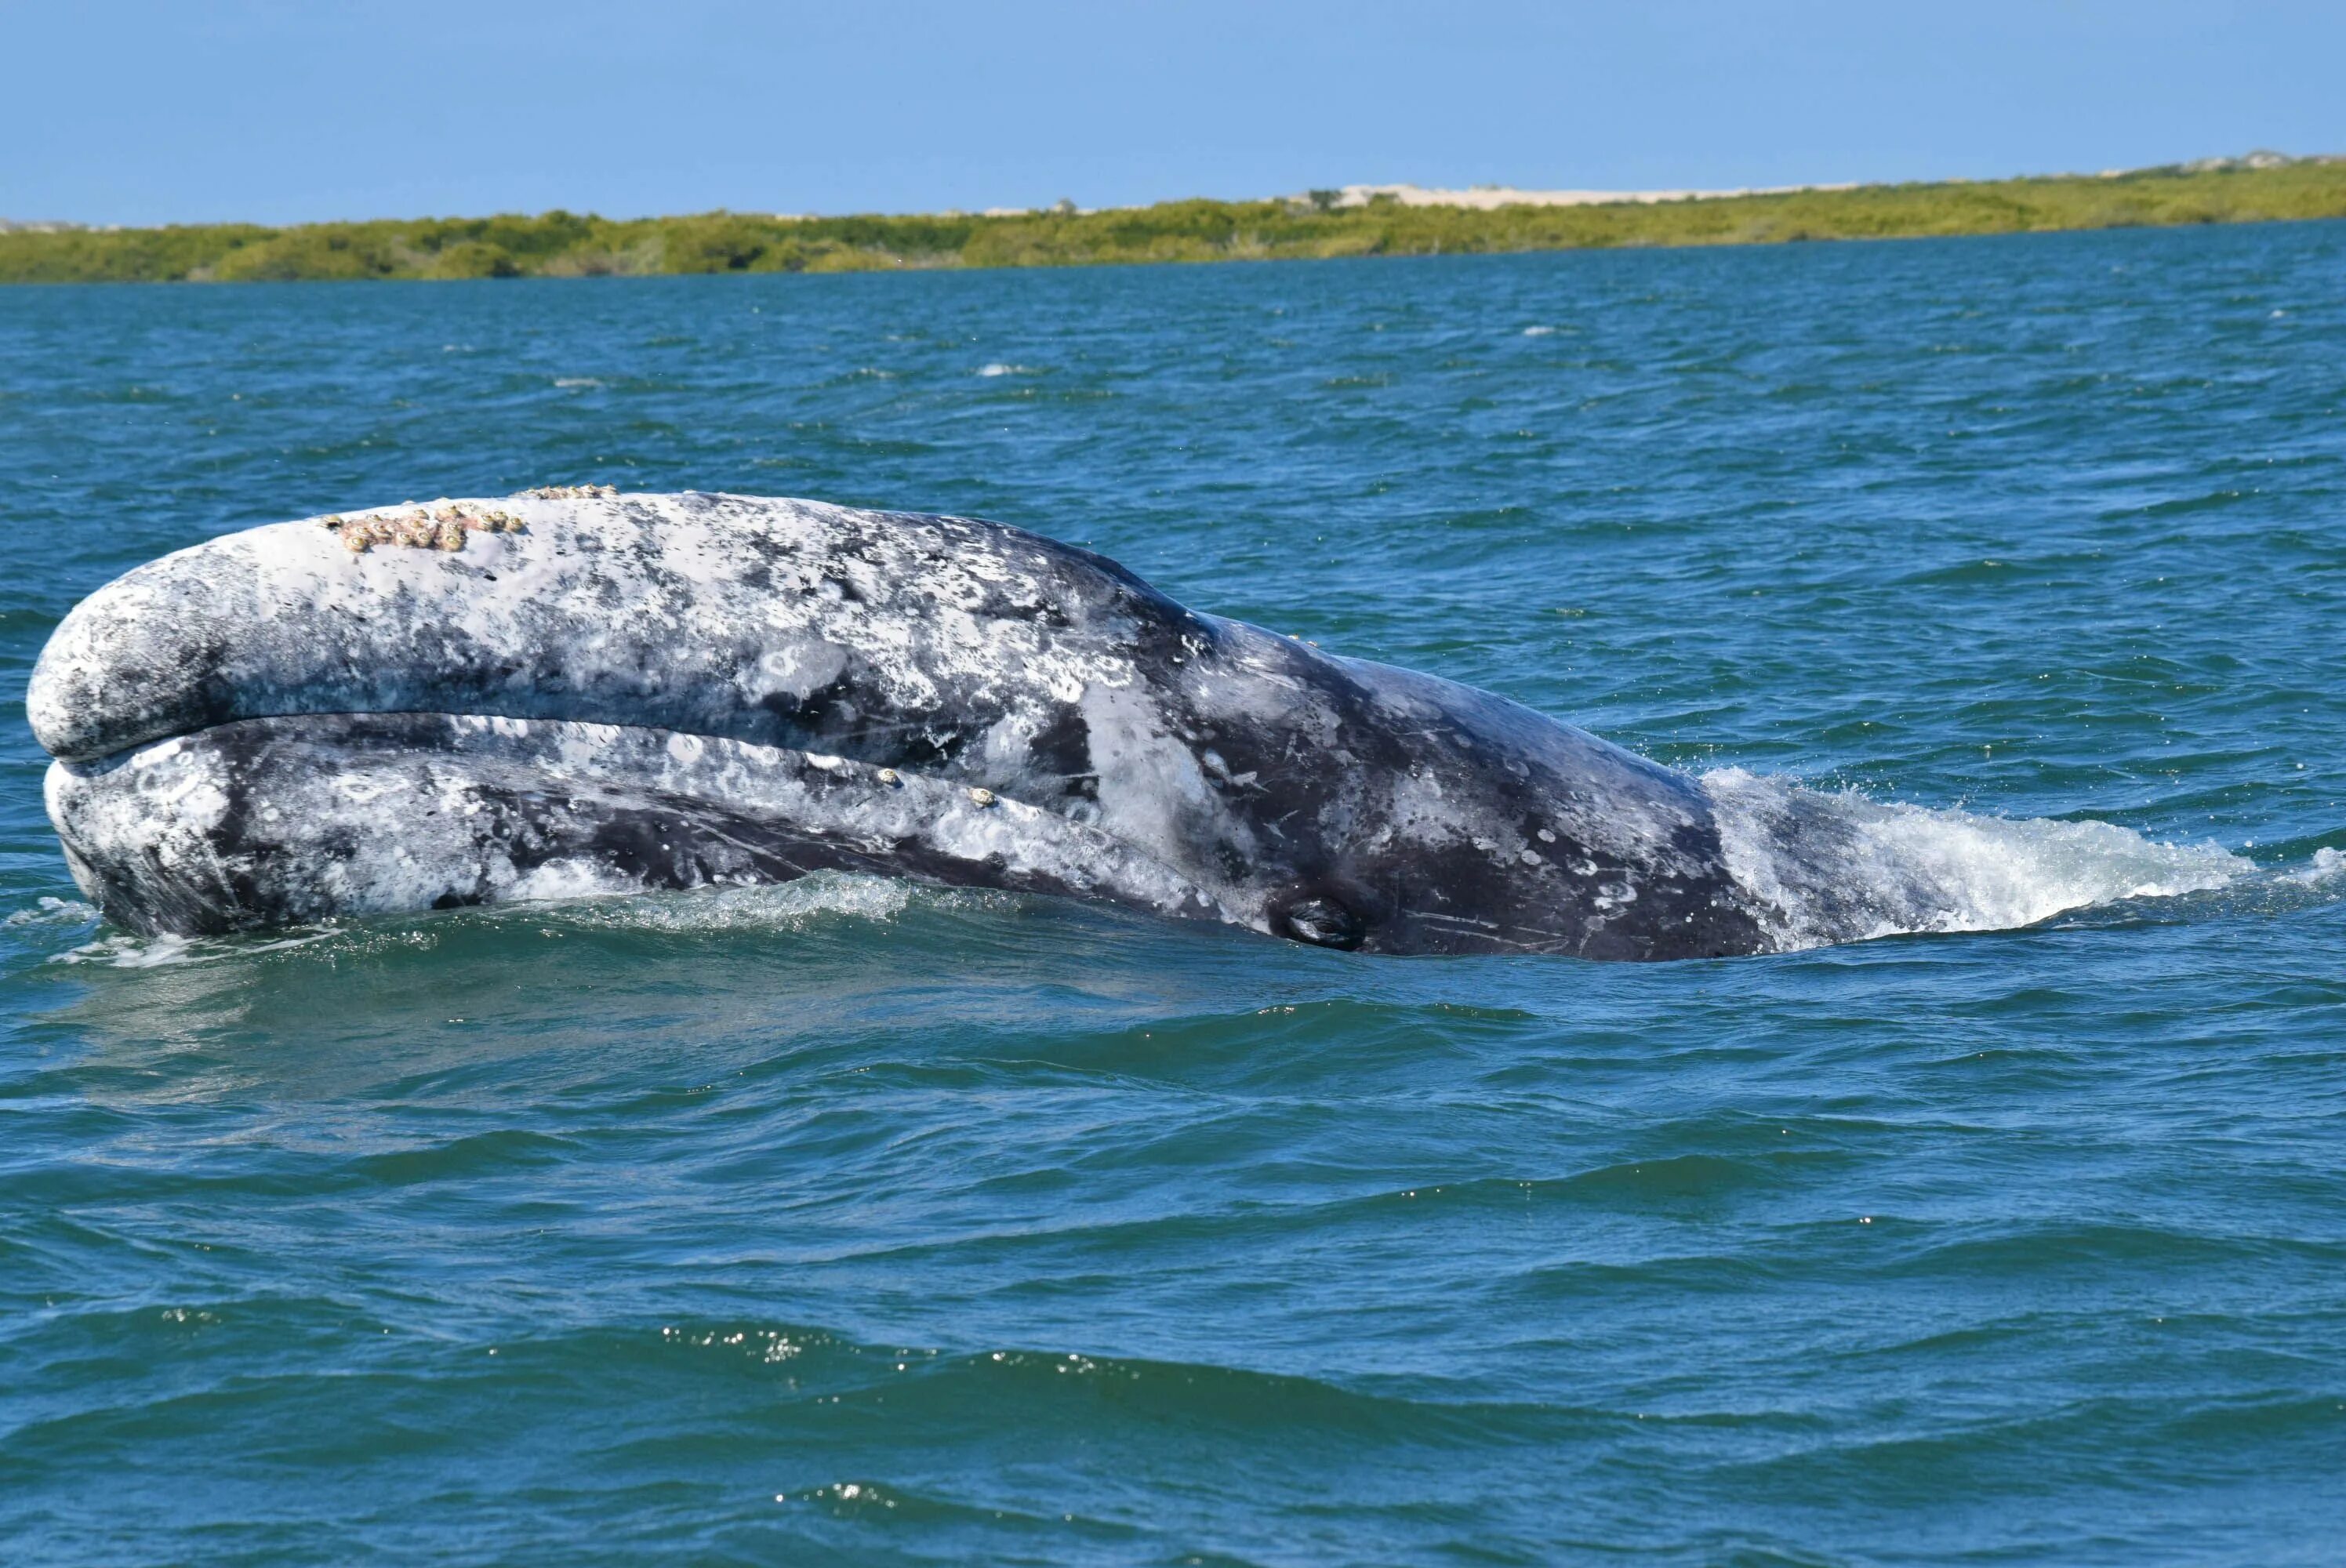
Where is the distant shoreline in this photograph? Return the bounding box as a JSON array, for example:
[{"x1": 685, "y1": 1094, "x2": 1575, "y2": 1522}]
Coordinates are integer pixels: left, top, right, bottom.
[{"x1": 5, "y1": 155, "x2": 2342, "y2": 285}]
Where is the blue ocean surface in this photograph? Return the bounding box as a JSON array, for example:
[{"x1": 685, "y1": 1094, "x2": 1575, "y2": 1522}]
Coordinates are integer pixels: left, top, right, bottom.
[{"x1": 3, "y1": 223, "x2": 2343, "y2": 1565}]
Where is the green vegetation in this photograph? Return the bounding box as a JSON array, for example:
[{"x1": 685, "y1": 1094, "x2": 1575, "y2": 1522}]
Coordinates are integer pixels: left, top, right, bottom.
[{"x1": 7, "y1": 160, "x2": 2345, "y2": 285}]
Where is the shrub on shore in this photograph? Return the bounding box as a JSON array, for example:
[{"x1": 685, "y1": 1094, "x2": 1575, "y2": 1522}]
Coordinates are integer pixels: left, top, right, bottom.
[{"x1": 7, "y1": 162, "x2": 2344, "y2": 285}]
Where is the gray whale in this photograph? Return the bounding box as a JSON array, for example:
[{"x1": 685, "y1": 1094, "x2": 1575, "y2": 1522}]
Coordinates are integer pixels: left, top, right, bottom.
[{"x1": 30, "y1": 490, "x2": 1777, "y2": 958}]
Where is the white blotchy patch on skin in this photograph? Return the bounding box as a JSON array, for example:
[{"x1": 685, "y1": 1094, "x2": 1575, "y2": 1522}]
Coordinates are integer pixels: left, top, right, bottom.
[{"x1": 742, "y1": 640, "x2": 850, "y2": 711}]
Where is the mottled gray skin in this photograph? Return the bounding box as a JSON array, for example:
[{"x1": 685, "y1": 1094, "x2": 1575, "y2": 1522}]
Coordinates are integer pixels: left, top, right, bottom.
[{"x1": 31, "y1": 491, "x2": 1770, "y2": 957}]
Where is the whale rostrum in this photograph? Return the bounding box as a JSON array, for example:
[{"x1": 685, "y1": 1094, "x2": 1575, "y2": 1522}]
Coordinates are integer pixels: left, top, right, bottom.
[{"x1": 31, "y1": 490, "x2": 1776, "y2": 957}]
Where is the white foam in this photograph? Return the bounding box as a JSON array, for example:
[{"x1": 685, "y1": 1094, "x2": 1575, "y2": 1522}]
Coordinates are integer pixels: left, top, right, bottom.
[
  {"x1": 1522, "y1": 325, "x2": 1556, "y2": 336},
  {"x1": 50, "y1": 928, "x2": 339, "y2": 969},
  {"x1": 2288, "y1": 846, "x2": 2344, "y2": 886},
  {"x1": 532, "y1": 873, "x2": 918, "y2": 935},
  {"x1": 54, "y1": 933, "x2": 195, "y2": 968},
  {"x1": 1701, "y1": 768, "x2": 2249, "y2": 951},
  {"x1": 975, "y1": 362, "x2": 1037, "y2": 378},
  {"x1": 508, "y1": 859, "x2": 639, "y2": 903},
  {"x1": 4, "y1": 896, "x2": 96, "y2": 927}
]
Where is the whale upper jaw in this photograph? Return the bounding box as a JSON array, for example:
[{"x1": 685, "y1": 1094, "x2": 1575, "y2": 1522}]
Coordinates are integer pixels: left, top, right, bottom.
[{"x1": 23, "y1": 488, "x2": 1164, "y2": 771}]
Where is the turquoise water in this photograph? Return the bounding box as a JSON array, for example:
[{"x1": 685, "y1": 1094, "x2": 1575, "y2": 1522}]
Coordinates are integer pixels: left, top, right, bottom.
[{"x1": 4, "y1": 224, "x2": 2344, "y2": 1564}]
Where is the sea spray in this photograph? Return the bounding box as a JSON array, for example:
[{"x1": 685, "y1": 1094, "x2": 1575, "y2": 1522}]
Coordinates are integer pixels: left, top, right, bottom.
[{"x1": 1701, "y1": 768, "x2": 2248, "y2": 950}]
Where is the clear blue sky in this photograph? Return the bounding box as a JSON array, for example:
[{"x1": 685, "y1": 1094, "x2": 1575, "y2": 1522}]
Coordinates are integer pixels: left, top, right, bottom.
[{"x1": 6, "y1": 0, "x2": 2341, "y2": 224}]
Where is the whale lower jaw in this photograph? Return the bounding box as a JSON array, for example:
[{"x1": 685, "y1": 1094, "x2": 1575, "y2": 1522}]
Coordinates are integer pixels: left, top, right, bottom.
[{"x1": 45, "y1": 713, "x2": 1234, "y2": 939}]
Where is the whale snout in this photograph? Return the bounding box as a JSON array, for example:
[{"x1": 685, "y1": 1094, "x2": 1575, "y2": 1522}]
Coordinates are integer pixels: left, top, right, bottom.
[{"x1": 27, "y1": 565, "x2": 237, "y2": 764}]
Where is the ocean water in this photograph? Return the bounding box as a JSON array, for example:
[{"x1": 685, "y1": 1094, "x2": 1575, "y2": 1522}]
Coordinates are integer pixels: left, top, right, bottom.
[{"x1": 3, "y1": 223, "x2": 2343, "y2": 1565}]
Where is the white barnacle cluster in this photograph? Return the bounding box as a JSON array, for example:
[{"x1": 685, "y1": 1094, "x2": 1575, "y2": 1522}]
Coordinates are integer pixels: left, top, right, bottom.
[
  {"x1": 323, "y1": 502, "x2": 526, "y2": 554},
  {"x1": 521, "y1": 484, "x2": 619, "y2": 499}
]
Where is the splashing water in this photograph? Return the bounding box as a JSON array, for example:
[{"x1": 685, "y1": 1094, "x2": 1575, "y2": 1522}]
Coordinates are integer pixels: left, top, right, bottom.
[
  {"x1": 2, "y1": 895, "x2": 96, "y2": 927},
  {"x1": 1702, "y1": 768, "x2": 2249, "y2": 949},
  {"x1": 2288, "y1": 845, "x2": 2344, "y2": 885}
]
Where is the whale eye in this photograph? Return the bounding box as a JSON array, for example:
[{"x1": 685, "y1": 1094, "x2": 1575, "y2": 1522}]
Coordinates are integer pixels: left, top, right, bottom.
[{"x1": 1276, "y1": 896, "x2": 1364, "y2": 951}]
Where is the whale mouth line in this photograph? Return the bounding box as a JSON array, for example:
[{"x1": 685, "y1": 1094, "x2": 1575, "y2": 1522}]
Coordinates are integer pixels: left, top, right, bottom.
[
  {"x1": 72, "y1": 709, "x2": 893, "y2": 779},
  {"x1": 75, "y1": 706, "x2": 1069, "y2": 829},
  {"x1": 65, "y1": 705, "x2": 1030, "y2": 827}
]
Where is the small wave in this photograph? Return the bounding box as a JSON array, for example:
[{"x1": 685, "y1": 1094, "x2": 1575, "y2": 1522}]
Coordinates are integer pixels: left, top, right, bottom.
[
  {"x1": 1522, "y1": 325, "x2": 1557, "y2": 336},
  {"x1": 552, "y1": 376, "x2": 603, "y2": 389},
  {"x1": 975, "y1": 362, "x2": 1037, "y2": 378},
  {"x1": 1701, "y1": 768, "x2": 2248, "y2": 950},
  {"x1": 638, "y1": 1323, "x2": 1565, "y2": 1443},
  {"x1": 41, "y1": 873, "x2": 931, "y2": 969},
  {"x1": 51, "y1": 928, "x2": 340, "y2": 969}
]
